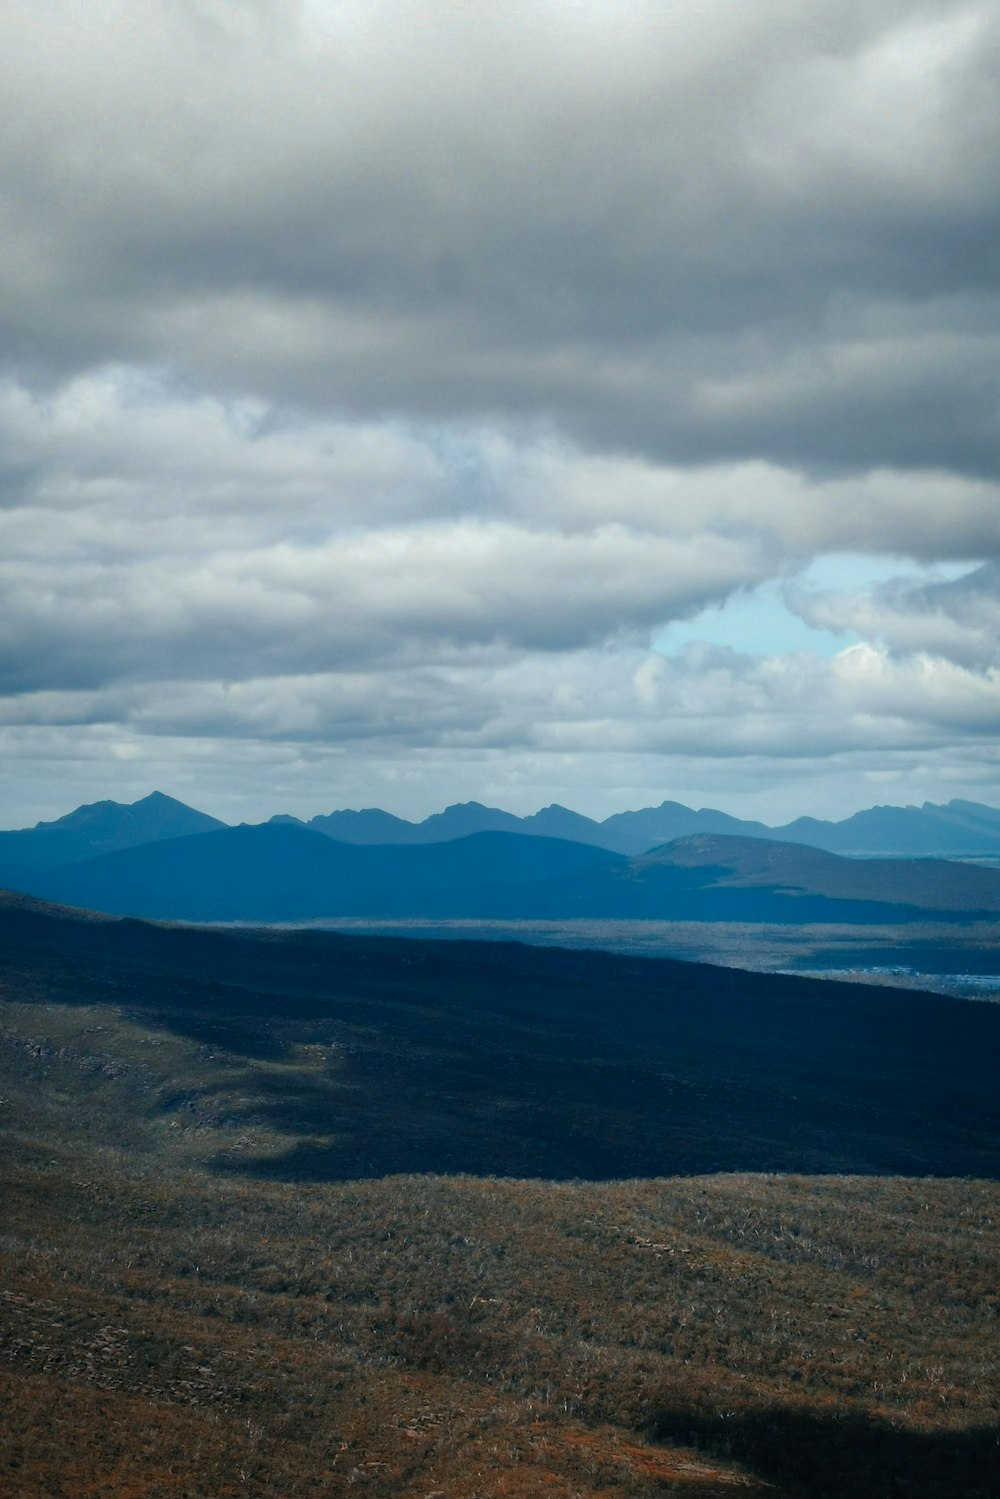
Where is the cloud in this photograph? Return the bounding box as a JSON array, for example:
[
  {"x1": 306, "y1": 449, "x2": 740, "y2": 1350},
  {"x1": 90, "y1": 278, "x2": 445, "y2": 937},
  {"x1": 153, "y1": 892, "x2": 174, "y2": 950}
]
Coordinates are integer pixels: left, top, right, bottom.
[
  {"x1": 3, "y1": 625, "x2": 1000, "y2": 826},
  {"x1": 2, "y1": 626, "x2": 998, "y2": 844},
  {"x1": 1, "y1": 367, "x2": 997, "y2": 804},
  {"x1": 791, "y1": 562, "x2": 1000, "y2": 668},
  {"x1": 0, "y1": 510, "x2": 777, "y2": 693},
  {"x1": 3, "y1": 0, "x2": 999, "y2": 474},
  {"x1": 2, "y1": 2, "x2": 999, "y2": 824},
  {"x1": 5, "y1": 630, "x2": 1000, "y2": 761},
  {"x1": 5, "y1": 370, "x2": 998, "y2": 557}
]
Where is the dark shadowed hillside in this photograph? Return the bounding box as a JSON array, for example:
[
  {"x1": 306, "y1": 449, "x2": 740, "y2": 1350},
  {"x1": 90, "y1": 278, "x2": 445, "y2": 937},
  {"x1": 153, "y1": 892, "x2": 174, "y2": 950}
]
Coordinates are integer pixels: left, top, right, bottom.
[{"x1": 2, "y1": 891, "x2": 998, "y2": 1181}]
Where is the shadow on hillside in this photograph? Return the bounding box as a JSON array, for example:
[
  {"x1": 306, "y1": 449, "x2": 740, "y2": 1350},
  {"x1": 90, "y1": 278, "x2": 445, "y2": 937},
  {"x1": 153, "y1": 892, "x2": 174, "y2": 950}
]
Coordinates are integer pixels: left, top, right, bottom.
[
  {"x1": 5, "y1": 906, "x2": 1000, "y2": 1181},
  {"x1": 140, "y1": 1008, "x2": 292, "y2": 1061},
  {"x1": 648, "y1": 1401, "x2": 1000, "y2": 1499}
]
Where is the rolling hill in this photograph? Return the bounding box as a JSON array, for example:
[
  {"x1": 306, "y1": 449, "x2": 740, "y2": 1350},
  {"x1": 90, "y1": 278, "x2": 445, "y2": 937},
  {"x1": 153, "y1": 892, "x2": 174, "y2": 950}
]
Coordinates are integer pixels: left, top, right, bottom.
[
  {"x1": 10, "y1": 821, "x2": 1000, "y2": 925},
  {"x1": 629, "y1": 833, "x2": 1000, "y2": 912},
  {"x1": 9, "y1": 822, "x2": 623, "y2": 922}
]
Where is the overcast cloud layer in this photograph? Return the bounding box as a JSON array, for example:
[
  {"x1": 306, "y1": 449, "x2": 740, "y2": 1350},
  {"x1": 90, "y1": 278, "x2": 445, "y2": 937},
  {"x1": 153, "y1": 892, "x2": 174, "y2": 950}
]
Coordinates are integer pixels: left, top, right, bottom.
[{"x1": 2, "y1": 0, "x2": 999, "y2": 826}]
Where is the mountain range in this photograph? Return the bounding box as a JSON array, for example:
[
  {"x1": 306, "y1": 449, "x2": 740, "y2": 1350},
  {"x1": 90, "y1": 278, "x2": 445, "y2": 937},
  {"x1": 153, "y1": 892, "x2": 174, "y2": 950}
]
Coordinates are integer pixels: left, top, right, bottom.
[
  {"x1": 6, "y1": 790, "x2": 1000, "y2": 868},
  {"x1": 280, "y1": 795, "x2": 1000, "y2": 858},
  {"x1": 8, "y1": 817, "x2": 1000, "y2": 926},
  {"x1": 4, "y1": 790, "x2": 1000, "y2": 926}
]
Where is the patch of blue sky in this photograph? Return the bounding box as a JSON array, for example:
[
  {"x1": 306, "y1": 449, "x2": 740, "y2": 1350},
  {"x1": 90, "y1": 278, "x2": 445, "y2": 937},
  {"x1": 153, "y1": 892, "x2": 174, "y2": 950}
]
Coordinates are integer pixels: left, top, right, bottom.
[
  {"x1": 655, "y1": 581, "x2": 853, "y2": 658},
  {"x1": 654, "y1": 553, "x2": 975, "y2": 660}
]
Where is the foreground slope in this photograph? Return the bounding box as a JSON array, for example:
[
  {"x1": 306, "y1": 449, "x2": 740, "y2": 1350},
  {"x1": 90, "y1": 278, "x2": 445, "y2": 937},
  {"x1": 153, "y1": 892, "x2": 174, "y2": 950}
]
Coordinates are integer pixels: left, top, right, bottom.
[
  {"x1": 3, "y1": 1159, "x2": 998, "y2": 1499},
  {"x1": 1, "y1": 895, "x2": 998, "y2": 1498}
]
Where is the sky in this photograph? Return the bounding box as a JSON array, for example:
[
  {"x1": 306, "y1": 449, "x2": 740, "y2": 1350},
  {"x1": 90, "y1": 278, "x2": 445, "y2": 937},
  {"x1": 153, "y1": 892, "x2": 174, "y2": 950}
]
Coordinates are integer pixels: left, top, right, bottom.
[{"x1": 2, "y1": 0, "x2": 1000, "y2": 829}]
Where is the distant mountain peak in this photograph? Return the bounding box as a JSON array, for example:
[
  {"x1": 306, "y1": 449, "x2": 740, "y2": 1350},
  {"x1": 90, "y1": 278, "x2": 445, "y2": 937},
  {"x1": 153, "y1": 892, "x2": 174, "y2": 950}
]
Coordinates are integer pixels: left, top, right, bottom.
[
  {"x1": 0, "y1": 792, "x2": 227, "y2": 870},
  {"x1": 36, "y1": 790, "x2": 215, "y2": 832}
]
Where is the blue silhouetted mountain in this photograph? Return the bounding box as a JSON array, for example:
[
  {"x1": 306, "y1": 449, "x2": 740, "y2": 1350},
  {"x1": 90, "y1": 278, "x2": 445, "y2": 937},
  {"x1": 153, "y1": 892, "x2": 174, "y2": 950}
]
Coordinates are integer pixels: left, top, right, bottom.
[
  {"x1": 307, "y1": 807, "x2": 423, "y2": 842},
  {"x1": 604, "y1": 798, "x2": 1000, "y2": 857},
  {"x1": 17, "y1": 823, "x2": 623, "y2": 922},
  {"x1": 7, "y1": 793, "x2": 1000, "y2": 910},
  {"x1": 0, "y1": 791, "x2": 226, "y2": 886},
  {"x1": 521, "y1": 803, "x2": 619, "y2": 847},
  {"x1": 599, "y1": 800, "x2": 773, "y2": 852},
  {"x1": 303, "y1": 796, "x2": 1000, "y2": 859},
  {"x1": 772, "y1": 799, "x2": 1000, "y2": 856},
  {"x1": 304, "y1": 798, "x2": 752, "y2": 853},
  {"x1": 13, "y1": 823, "x2": 1000, "y2": 925},
  {"x1": 308, "y1": 801, "x2": 531, "y2": 844}
]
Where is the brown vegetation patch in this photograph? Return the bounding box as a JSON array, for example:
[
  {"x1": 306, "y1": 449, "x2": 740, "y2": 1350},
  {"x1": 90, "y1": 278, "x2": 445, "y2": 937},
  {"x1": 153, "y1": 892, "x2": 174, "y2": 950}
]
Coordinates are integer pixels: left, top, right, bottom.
[
  {"x1": 2, "y1": 1158, "x2": 998, "y2": 1497},
  {"x1": 534, "y1": 1424, "x2": 767, "y2": 1489}
]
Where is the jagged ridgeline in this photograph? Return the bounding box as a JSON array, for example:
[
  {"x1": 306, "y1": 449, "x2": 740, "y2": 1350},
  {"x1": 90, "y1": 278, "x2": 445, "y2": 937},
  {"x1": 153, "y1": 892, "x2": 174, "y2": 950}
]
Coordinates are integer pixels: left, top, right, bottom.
[
  {"x1": 1, "y1": 893, "x2": 998, "y2": 1497},
  {"x1": 6, "y1": 797, "x2": 1000, "y2": 925}
]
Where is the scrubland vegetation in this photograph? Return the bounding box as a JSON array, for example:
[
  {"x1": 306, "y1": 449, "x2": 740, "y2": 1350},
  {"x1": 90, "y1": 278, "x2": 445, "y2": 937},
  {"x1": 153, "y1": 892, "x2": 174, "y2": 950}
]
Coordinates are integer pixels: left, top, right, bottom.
[
  {"x1": 1, "y1": 900, "x2": 998, "y2": 1496},
  {"x1": 3, "y1": 1138, "x2": 998, "y2": 1497}
]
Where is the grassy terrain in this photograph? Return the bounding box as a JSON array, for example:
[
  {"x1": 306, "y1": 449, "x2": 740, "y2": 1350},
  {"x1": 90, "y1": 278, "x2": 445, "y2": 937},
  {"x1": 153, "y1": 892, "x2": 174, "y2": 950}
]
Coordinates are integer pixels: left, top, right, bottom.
[{"x1": 1, "y1": 896, "x2": 998, "y2": 1496}]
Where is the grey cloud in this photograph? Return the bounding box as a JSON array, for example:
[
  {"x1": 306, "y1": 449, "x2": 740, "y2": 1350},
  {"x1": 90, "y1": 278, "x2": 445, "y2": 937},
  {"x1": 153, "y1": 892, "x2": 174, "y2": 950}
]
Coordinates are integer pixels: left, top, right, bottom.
[
  {"x1": 493, "y1": 442, "x2": 1000, "y2": 561},
  {"x1": 0, "y1": 516, "x2": 778, "y2": 693},
  {"x1": 792, "y1": 562, "x2": 1000, "y2": 666},
  {"x1": 6, "y1": 375, "x2": 999, "y2": 564},
  {"x1": 0, "y1": 375, "x2": 453, "y2": 545},
  {"x1": 2, "y1": 1, "x2": 998, "y2": 474},
  {"x1": 4, "y1": 630, "x2": 1000, "y2": 828},
  {"x1": 5, "y1": 633, "x2": 999, "y2": 772},
  {"x1": 4, "y1": 1, "x2": 1000, "y2": 827}
]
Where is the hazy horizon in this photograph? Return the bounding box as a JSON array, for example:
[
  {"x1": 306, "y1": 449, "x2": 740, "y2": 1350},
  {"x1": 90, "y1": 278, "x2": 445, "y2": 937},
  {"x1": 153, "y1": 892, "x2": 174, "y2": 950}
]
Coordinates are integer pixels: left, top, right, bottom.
[{"x1": 7, "y1": 782, "x2": 1000, "y2": 838}]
